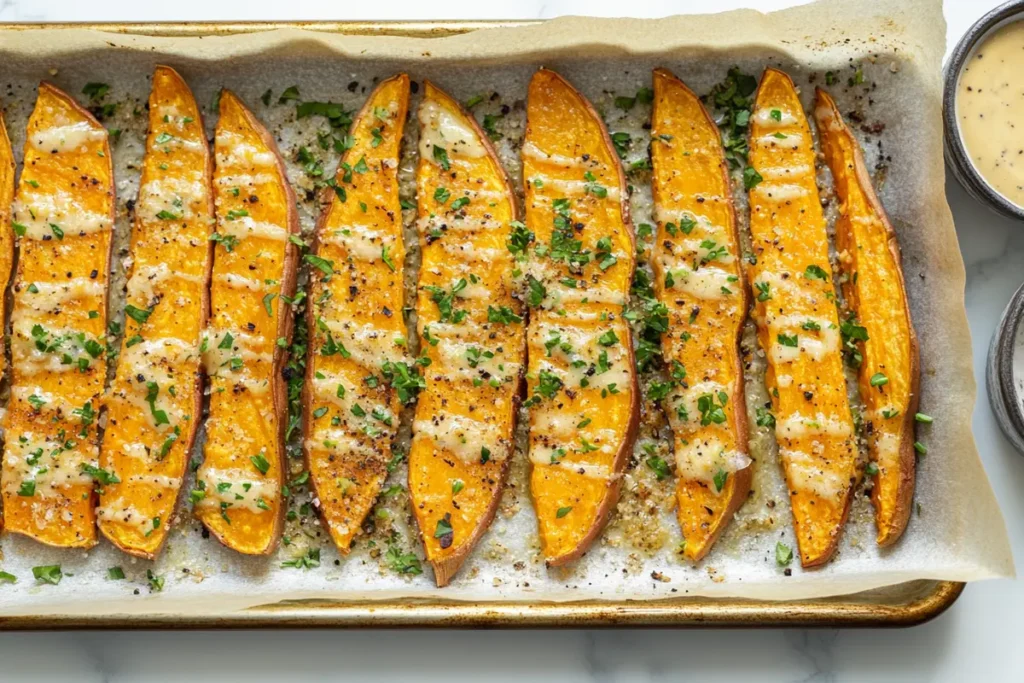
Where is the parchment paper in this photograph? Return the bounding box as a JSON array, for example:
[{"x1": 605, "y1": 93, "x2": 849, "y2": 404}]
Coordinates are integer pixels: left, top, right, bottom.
[{"x1": 0, "y1": 0, "x2": 1013, "y2": 617}]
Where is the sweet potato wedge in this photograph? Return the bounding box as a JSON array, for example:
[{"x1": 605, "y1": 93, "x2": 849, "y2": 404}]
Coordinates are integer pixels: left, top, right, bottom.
[
  {"x1": 814, "y1": 88, "x2": 919, "y2": 547},
  {"x1": 193, "y1": 89, "x2": 299, "y2": 555},
  {"x1": 408, "y1": 81, "x2": 525, "y2": 586},
  {"x1": 747, "y1": 68, "x2": 858, "y2": 567},
  {"x1": 1, "y1": 83, "x2": 114, "y2": 547},
  {"x1": 650, "y1": 68, "x2": 752, "y2": 562},
  {"x1": 523, "y1": 69, "x2": 639, "y2": 566},
  {"x1": 303, "y1": 74, "x2": 411, "y2": 554},
  {"x1": 0, "y1": 107, "x2": 14, "y2": 387},
  {"x1": 97, "y1": 66, "x2": 214, "y2": 558}
]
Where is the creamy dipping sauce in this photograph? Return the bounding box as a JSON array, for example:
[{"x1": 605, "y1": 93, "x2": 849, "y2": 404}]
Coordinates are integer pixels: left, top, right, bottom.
[{"x1": 958, "y1": 20, "x2": 1024, "y2": 207}]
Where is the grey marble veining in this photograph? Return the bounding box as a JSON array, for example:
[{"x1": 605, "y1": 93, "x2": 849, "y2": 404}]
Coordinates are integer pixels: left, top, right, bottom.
[{"x1": 0, "y1": 1, "x2": 1020, "y2": 681}]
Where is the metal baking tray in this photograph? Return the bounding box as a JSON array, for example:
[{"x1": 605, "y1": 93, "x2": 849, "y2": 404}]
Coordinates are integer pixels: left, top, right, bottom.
[{"x1": 0, "y1": 20, "x2": 965, "y2": 630}]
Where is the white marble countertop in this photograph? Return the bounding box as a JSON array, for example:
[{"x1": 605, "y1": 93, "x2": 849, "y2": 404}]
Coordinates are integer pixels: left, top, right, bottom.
[{"x1": 0, "y1": 0, "x2": 1020, "y2": 680}]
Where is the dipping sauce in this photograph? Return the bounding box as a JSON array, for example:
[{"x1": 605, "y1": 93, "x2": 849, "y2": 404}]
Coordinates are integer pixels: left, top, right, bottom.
[{"x1": 958, "y1": 20, "x2": 1024, "y2": 207}]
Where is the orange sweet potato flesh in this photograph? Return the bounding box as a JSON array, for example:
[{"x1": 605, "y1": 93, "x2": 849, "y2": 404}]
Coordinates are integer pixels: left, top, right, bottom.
[
  {"x1": 98, "y1": 66, "x2": 214, "y2": 558},
  {"x1": 408, "y1": 81, "x2": 525, "y2": 586},
  {"x1": 0, "y1": 108, "x2": 14, "y2": 387},
  {"x1": 523, "y1": 69, "x2": 639, "y2": 566},
  {"x1": 650, "y1": 68, "x2": 752, "y2": 562},
  {"x1": 814, "y1": 88, "x2": 919, "y2": 547},
  {"x1": 747, "y1": 68, "x2": 858, "y2": 567},
  {"x1": 193, "y1": 89, "x2": 299, "y2": 555},
  {"x1": 304, "y1": 74, "x2": 410, "y2": 554},
  {"x1": 1, "y1": 83, "x2": 113, "y2": 547}
]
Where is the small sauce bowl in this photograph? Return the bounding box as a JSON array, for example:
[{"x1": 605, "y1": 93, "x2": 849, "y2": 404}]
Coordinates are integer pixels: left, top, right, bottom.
[
  {"x1": 988, "y1": 281, "x2": 1024, "y2": 455},
  {"x1": 944, "y1": 0, "x2": 1024, "y2": 221}
]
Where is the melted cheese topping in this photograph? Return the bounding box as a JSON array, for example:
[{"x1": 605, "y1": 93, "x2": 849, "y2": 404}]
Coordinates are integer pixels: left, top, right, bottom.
[
  {"x1": 418, "y1": 98, "x2": 487, "y2": 160},
  {"x1": 29, "y1": 121, "x2": 106, "y2": 153},
  {"x1": 322, "y1": 224, "x2": 396, "y2": 262},
  {"x1": 318, "y1": 319, "x2": 406, "y2": 369},
  {"x1": 202, "y1": 329, "x2": 273, "y2": 376},
  {"x1": 212, "y1": 272, "x2": 270, "y2": 292},
  {"x1": 673, "y1": 436, "x2": 752, "y2": 489},
  {"x1": 781, "y1": 448, "x2": 850, "y2": 499},
  {"x1": 413, "y1": 414, "x2": 507, "y2": 463},
  {"x1": 526, "y1": 449, "x2": 612, "y2": 480},
  {"x1": 525, "y1": 176, "x2": 623, "y2": 201},
  {"x1": 4, "y1": 432, "x2": 93, "y2": 497},
  {"x1": 136, "y1": 175, "x2": 207, "y2": 221},
  {"x1": 658, "y1": 257, "x2": 736, "y2": 301},
  {"x1": 214, "y1": 131, "x2": 278, "y2": 168},
  {"x1": 777, "y1": 412, "x2": 854, "y2": 439},
  {"x1": 12, "y1": 191, "x2": 111, "y2": 240},
  {"x1": 16, "y1": 278, "x2": 104, "y2": 312},
  {"x1": 194, "y1": 467, "x2": 279, "y2": 513},
  {"x1": 751, "y1": 183, "x2": 809, "y2": 201},
  {"x1": 219, "y1": 216, "x2": 288, "y2": 242},
  {"x1": 127, "y1": 263, "x2": 204, "y2": 307},
  {"x1": 521, "y1": 141, "x2": 585, "y2": 168},
  {"x1": 96, "y1": 499, "x2": 154, "y2": 533}
]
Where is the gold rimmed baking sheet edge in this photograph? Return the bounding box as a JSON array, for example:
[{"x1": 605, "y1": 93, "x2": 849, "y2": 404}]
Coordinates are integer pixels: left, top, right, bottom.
[{"x1": 0, "y1": 19, "x2": 964, "y2": 630}]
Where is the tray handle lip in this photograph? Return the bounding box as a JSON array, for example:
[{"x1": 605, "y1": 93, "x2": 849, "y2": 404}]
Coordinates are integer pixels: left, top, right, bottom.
[
  {"x1": 0, "y1": 581, "x2": 965, "y2": 630},
  {"x1": 0, "y1": 20, "x2": 540, "y2": 36}
]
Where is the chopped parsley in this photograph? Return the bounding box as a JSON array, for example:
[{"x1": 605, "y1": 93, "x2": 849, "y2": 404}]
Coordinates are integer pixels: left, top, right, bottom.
[
  {"x1": 775, "y1": 542, "x2": 793, "y2": 566},
  {"x1": 32, "y1": 565, "x2": 62, "y2": 585}
]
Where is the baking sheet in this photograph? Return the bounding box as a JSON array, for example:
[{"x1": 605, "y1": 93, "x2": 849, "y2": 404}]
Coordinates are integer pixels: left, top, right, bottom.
[{"x1": 0, "y1": 0, "x2": 1013, "y2": 619}]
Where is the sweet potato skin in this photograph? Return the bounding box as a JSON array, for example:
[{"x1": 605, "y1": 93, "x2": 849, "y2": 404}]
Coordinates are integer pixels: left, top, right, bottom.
[
  {"x1": 0, "y1": 106, "x2": 13, "y2": 536},
  {"x1": 303, "y1": 74, "x2": 410, "y2": 555},
  {"x1": 98, "y1": 66, "x2": 214, "y2": 559},
  {"x1": 409, "y1": 81, "x2": 524, "y2": 587},
  {"x1": 747, "y1": 68, "x2": 858, "y2": 568},
  {"x1": 523, "y1": 68, "x2": 640, "y2": 566},
  {"x1": 1, "y1": 83, "x2": 114, "y2": 547},
  {"x1": 0, "y1": 108, "x2": 14, "y2": 387},
  {"x1": 814, "y1": 88, "x2": 919, "y2": 547},
  {"x1": 193, "y1": 89, "x2": 298, "y2": 555},
  {"x1": 650, "y1": 68, "x2": 752, "y2": 563}
]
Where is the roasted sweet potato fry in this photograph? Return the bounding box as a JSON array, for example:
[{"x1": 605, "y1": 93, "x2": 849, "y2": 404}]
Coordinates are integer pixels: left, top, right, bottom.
[
  {"x1": 97, "y1": 66, "x2": 214, "y2": 558},
  {"x1": 747, "y1": 68, "x2": 858, "y2": 567},
  {"x1": 523, "y1": 69, "x2": 639, "y2": 566},
  {"x1": 304, "y1": 74, "x2": 411, "y2": 554},
  {"x1": 193, "y1": 89, "x2": 298, "y2": 555},
  {"x1": 650, "y1": 68, "x2": 752, "y2": 562},
  {"x1": 814, "y1": 88, "x2": 919, "y2": 547},
  {"x1": 408, "y1": 81, "x2": 525, "y2": 586},
  {"x1": 1, "y1": 83, "x2": 113, "y2": 547}
]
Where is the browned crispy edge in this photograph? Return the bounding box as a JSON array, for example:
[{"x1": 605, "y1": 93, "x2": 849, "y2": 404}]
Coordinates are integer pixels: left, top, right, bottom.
[
  {"x1": 531, "y1": 68, "x2": 640, "y2": 568},
  {"x1": 200, "y1": 89, "x2": 299, "y2": 556},
  {"x1": 0, "y1": 101, "x2": 14, "y2": 536},
  {"x1": 99, "y1": 66, "x2": 214, "y2": 560},
  {"x1": 651, "y1": 67, "x2": 753, "y2": 563},
  {"x1": 814, "y1": 87, "x2": 919, "y2": 549},
  {"x1": 0, "y1": 106, "x2": 14, "y2": 378},
  {"x1": 418, "y1": 80, "x2": 526, "y2": 587},
  {"x1": 302, "y1": 73, "x2": 410, "y2": 557}
]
